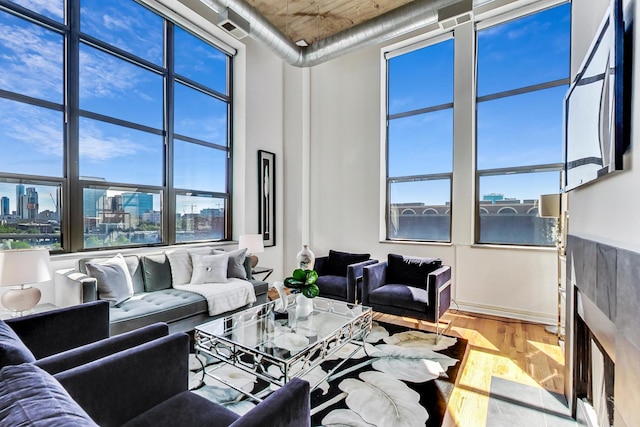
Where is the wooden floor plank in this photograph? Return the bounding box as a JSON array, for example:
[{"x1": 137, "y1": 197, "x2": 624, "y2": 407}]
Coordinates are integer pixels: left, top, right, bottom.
[{"x1": 373, "y1": 310, "x2": 565, "y2": 426}]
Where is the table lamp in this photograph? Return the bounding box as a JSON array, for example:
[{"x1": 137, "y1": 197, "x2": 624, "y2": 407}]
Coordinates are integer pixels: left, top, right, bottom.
[
  {"x1": 238, "y1": 234, "x2": 264, "y2": 269},
  {"x1": 0, "y1": 249, "x2": 51, "y2": 316}
]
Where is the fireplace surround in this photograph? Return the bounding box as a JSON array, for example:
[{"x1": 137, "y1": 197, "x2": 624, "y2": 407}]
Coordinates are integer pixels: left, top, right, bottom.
[{"x1": 566, "y1": 235, "x2": 640, "y2": 426}]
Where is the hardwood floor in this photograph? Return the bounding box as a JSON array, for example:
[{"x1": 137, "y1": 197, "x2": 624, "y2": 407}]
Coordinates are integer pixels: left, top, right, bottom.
[{"x1": 373, "y1": 310, "x2": 566, "y2": 427}]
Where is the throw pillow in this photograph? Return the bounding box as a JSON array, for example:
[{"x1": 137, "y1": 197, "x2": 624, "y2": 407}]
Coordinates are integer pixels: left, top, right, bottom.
[
  {"x1": 386, "y1": 253, "x2": 442, "y2": 288},
  {"x1": 0, "y1": 321, "x2": 36, "y2": 367},
  {"x1": 189, "y1": 252, "x2": 229, "y2": 285},
  {"x1": 141, "y1": 254, "x2": 172, "y2": 292},
  {"x1": 0, "y1": 363, "x2": 98, "y2": 426},
  {"x1": 85, "y1": 253, "x2": 134, "y2": 306},
  {"x1": 166, "y1": 247, "x2": 213, "y2": 286},
  {"x1": 327, "y1": 250, "x2": 371, "y2": 276},
  {"x1": 213, "y1": 248, "x2": 248, "y2": 280}
]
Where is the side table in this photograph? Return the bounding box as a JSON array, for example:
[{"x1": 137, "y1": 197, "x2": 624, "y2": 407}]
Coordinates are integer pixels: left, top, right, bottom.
[
  {"x1": 251, "y1": 266, "x2": 273, "y2": 281},
  {"x1": 0, "y1": 302, "x2": 58, "y2": 320}
]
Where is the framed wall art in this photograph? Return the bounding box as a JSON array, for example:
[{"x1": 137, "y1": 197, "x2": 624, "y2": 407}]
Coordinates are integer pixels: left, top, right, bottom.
[{"x1": 258, "y1": 150, "x2": 275, "y2": 247}]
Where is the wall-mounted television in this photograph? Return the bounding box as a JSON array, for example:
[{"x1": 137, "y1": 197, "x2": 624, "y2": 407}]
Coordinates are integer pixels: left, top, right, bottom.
[{"x1": 564, "y1": 0, "x2": 629, "y2": 191}]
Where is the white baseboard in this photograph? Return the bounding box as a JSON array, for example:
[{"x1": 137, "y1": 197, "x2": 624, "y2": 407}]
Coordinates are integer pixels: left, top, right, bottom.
[{"x1": 452, "y1": 300, "x2": 556, "y2": 325}]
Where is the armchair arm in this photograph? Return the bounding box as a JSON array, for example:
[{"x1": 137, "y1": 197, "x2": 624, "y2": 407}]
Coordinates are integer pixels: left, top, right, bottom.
[
  {"x1": 55, "y1": 268, "x2": 98, "y2": 307},
  {"x1": 361, "y1": 262, "x2": 387, "y2": 306},
  {"x1": 346, "y1": 259, "x2": 378, "y2": 303},
  {"x1": 35, "y1": 322, "x2": 169, "y2": 375},
  {"x1": 427, "y1": 265, "x2": 452, "y2": 321},
  {"x1": 230, "y1": 378, "x2": 310, "y2": 427},
  {"x1": 314, "y1": 256, "x2": 329, "y2": 275},
  {"x1": 55, "y1": 333, "x2": 189, "y2": 427},
  {"x1": 6, "y1": 301, "x2": 110, "y2": 359}
]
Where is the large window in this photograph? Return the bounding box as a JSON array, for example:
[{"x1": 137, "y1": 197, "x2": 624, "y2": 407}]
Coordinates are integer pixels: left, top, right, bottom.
[
  {"x1": 476, "y1": 3, "x2": 570, "y2": 245},
  {"x1": 386, "y1": 37, "x2": 454, "y2": 242},
  {"x1": 0, "y1": 0, "x2": 232, "y2": 251}
]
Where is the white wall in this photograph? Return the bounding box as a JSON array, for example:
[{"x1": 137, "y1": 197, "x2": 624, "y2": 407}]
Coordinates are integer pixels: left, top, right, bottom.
[{"x1": 304, "y1": 4, "x2": 558, "y2": 323}]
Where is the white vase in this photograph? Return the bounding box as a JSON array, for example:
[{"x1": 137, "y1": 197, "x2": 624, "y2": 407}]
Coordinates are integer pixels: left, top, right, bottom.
[
  {"x1": 295, "y1": 294, "x2": 314, "y2": 318},
  {"x1": 296, "y1": 244, "x2": 315, "y2": 270}
]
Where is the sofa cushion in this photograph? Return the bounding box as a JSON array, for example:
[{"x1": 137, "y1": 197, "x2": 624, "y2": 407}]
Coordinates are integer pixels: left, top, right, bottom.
[
  {"x1": 386, "y1": 254, "x2": 442, "y2": 289},
  {"x1": 109, "y1": 290, "x2": 207, "y2": 334},
  {"x1": 189, "y1": 252, "x2": 229, "y2": 285},
  {"x1": 315, "y1": 275, "x2": 348, "y2": 299},
  {"x1": 327, "y1": 250, "x2": 370, "y2": 276},
  {"x1": 141, "y1": 253, "x2": 172, "y2": 292},
  {"x1": 166, "y1": 247, "x2": 213, "y2": 286},
  {"x1": 80, "y1": 254, "x2": 145, "y2": 294},
  {"x1": 369, "y1": 284, "x2": 429, "y2": 312},
  {"x1": 123, "y1": 390, "x2": 239, "y2": 427},
  {"x1": 85, "y1": 254, "x2": 135, "y2": 306},
  {"x1": 0, "y1": 321, "x2": 36, "y2": 367},
  {"x1": 0, "y1": 363, "x2": 98, "y2": 426},
  {"x1": 214, "y1": 248, "x2": 248, "y2": 280}
]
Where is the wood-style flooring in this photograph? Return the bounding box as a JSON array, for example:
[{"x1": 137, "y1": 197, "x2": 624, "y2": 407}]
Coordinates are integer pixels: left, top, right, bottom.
[{"x1": 373, "y1": 310, "x2": 566, "y2": 427}]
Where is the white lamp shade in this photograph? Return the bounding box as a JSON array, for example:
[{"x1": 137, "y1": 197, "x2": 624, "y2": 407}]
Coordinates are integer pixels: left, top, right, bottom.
[
  {"x1": 0, "y1": 249, "x2": 52, "y2": 287},
  {"x1": 238, "y1": 234, "x2": 264, "y2": 254},
  {"x1": 538, "y1": 194, "x2": 561, "y2": 218}
]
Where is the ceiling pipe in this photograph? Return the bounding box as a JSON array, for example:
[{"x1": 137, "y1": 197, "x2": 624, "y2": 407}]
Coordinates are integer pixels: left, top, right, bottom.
[{"x1": 200, "y1": 0, "x2": 464, "y2": 67}]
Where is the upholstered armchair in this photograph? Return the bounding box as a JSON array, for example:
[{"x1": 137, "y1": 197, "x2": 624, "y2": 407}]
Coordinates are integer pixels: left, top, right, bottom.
[
  {"x1": 2, "y1": 300, "x2": 169, "y2": 374},
  {"x1": 314, "y1": 250, "x2": 377, "y2": 303},
  {"x1": 362, "y1": 254, "x2": 452, "y2": 336}
]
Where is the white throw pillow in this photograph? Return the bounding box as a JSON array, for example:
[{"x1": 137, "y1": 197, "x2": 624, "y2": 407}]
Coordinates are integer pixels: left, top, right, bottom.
[
  {"x1": 189, "y1": 252, "x2": 229, "y2": 285},
  {"x1": 85, "y1": 253, "x2": 134, "y2": 306},
  {"x1": 166, "y1": 247, "x2": 213, "y2": 286}
]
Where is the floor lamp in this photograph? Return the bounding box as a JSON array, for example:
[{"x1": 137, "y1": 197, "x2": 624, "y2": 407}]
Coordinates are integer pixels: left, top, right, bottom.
[
  {"x1": 539, "y1": 193, "x2": 563, "y2": 339},
  {"x1": 0, "y1": 249, "x2": 52, "y2": 317}
]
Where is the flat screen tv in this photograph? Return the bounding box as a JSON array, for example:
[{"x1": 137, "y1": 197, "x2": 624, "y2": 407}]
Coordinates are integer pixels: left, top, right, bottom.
[{"x1": 564, "y1": 0, "x2": 629, "y2": 191}]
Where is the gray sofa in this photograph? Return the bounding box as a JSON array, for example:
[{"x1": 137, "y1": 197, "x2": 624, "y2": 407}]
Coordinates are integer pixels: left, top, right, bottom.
[{"x1": 55, "y1": 250, "x2": 268, "y2": 335}]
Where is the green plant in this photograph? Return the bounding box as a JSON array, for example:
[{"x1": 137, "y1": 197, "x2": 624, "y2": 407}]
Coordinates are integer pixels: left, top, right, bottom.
[{"x1": 284, "y1": 268, "x2": 320, "y2": 298}]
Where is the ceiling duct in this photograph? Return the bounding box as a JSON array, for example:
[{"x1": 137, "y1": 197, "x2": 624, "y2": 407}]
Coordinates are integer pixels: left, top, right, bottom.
[
  {"x1": 217, "y1": 8, "x2": 250, "y2": 39},
  {"x1": 200, "y1": 0, "x2": 466, "y2": 67},
  {"x1": 438, "y1": 0, "x2": 474, "y2": 29}
]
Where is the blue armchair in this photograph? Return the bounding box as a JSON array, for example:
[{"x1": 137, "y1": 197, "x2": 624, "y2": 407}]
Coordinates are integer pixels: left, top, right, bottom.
[
  {"x1": 314, "y1": 250, "x2": 377, "y2": 303},
  {"x1": 362, "y1": 254, "x2": 452, "y2": 337},
  {"x1": 1, "y1": 301, "x2": 169, "y2": 374},
  {"x1": 55, "y1": 333, "x2": 311, "y2": 426}
]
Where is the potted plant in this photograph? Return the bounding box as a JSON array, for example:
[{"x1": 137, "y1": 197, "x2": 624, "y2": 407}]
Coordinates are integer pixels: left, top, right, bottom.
[{"x1": 284, "y1": 268, "x2": 319, "y2": 298}]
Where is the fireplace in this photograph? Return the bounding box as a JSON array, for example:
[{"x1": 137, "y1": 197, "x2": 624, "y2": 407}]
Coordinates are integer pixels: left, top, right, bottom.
[
  {"x1": 574, "y1": 290, "x2": 615, "y2": 427},
  {"x1": 566, "y1": 235, "x2": 640, "y2": 427}
]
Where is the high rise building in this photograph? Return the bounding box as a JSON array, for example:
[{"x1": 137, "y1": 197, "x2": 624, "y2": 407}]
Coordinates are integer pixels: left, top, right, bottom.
[
  {"x1": 15, "y1": 185, "x2": 24, "y2": 217},
  {"x1": 25, "y1": 187, "x2": 39, "y2": 219},
  {"x1": 1, "y1": 196, "x2": 9, "y2": 216},
  {"x1": 122, "y1": 193, "x2": 153, "y2": 227}
]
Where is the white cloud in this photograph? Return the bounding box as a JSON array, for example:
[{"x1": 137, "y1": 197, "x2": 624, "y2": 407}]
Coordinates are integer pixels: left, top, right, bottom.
[
  {"x1": 79, "y1": 121, "x2": 152, "y2": 162},
  {"x1": 0, "y1": 21, "x2": 63, "y2": 100},
  {"x1": 0, "y1": 101, "x2": 63, "y2": 158},
  {"x1": 10, "y1": 0, "x2": 63, "y2": 20}
]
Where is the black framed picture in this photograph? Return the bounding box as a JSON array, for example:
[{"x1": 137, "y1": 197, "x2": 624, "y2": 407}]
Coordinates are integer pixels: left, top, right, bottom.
[{"x1": 258, "y1": 150, "x2": 275, "y2": 247}]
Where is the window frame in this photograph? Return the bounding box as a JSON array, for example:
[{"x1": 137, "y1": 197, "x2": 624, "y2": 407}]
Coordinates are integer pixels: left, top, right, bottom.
[
  {"x1": 474, "y1": 2, "x2": 570, "y2": 247},
  {"x1": 0, "y1": 0, "x2": 234, "y2": 252},
  {"x1": 384, "y1": 33, "x2": 455, "y2": 243}
]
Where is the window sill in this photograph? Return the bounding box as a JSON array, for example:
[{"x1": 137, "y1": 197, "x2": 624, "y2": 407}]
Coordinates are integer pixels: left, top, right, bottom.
[
  {"x1": 470, "y1": 243, "x2": 557, "y2": 252},
  {"x1": 381, "y1": 240, "x2": 452, "y2": 247}
]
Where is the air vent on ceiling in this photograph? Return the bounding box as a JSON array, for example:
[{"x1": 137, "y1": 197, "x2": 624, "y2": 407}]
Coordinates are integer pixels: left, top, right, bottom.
[
  {"x1": 217, "y1": 8, "x2": 250, "y2": 39},
  {"x1": 438, "y1": 0, "x2": 473, "y2": 30}
]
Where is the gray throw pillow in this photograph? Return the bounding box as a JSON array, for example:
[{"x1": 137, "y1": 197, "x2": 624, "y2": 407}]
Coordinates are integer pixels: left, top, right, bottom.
[
  {"x1": 0, "y1": 364, "x2": 98, "y2": 426},
  {"x1": 0, "y1": 321, "x2": 36, "y2": 367},
  {"x1": 166, "y1": 247, "x2": 213, "y2": 286},
  {"x1": 189, "y1": 252, "x2": 229, "y2": 284},
  {"x1": 214, "y1": 248, "x2": 248, "y2": 280},
  {"x1": 85, "y1": 253, "x2": 134, "y2": 306}
]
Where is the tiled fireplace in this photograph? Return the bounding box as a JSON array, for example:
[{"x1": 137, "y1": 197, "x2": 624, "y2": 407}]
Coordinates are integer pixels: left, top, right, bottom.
[{"x1": 566, "y1": 236, "x2": 640, "y2": 427}]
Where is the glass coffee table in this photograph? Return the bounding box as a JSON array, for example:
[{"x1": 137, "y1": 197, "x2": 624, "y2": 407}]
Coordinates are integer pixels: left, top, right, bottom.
[{"x1": 194, "y1": 294, "x2": 372, "y2": 401}]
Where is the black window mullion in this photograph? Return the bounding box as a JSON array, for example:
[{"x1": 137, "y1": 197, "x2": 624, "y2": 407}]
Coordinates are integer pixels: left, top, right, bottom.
[
  {"x1": 165, "y1": 21, "x2": 175, "y2": 245},
  {"x1": 66, "y1": 0, "x2": 82, "y2": 252}
]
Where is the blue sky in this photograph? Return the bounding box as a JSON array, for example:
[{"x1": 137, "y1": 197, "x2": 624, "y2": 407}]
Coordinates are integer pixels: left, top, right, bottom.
[
  {"x1": 1, "y1": 1, "x2": 570, "y2": 213},
  {"x1": 0, "y1": 0, "x2": 228, "y2": 214},
  {"x1": 388, "y1": 3, "x2": 570, "y2": 206}
]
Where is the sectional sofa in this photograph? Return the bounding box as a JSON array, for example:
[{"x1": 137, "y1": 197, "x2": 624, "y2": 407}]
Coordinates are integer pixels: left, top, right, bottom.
[{"x1": 55, "y1": 248, "x2": 269, "y2": 335}]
